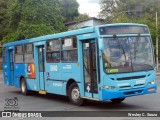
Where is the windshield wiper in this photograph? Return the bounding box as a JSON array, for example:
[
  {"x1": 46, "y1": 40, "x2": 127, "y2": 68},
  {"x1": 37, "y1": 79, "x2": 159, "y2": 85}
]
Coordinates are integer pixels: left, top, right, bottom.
[{"x1": 113, "y1": 34, "x2": 127, "y2": 61}]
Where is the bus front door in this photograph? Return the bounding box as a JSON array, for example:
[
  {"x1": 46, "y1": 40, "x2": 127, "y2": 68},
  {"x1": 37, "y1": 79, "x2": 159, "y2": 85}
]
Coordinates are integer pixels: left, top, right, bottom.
[
  {"x1": 38, "y1": 45, "x2": 45, "y2": 90},
  {"x1": 82, "y1": 40, "x2": 98, "y2": 98},
  {"x1": 9, "y1": 49, "x2": 14, "y2": 85}
]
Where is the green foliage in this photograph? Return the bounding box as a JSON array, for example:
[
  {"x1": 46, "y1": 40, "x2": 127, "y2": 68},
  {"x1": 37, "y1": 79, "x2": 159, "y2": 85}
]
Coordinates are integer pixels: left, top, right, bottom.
[
  {"x1": 73, "y1": 13, "x2": 90, "y2": 22},
  {"x1": 2, "y1": 22, "x2": 58, "y2": 44},
  {"x1": 0, "y1": 0, "x2": 12, "y2": 35},
  {"x1": 60, "y1": 0, "x2": 79, "y2": 22},
  {"x1": 0, "y1": 0, "x2": 79, "y2": 44}
]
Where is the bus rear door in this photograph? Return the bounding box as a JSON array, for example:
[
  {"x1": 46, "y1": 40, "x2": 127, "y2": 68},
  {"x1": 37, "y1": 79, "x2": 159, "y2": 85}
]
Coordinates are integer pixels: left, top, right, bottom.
[
  {"x1": 7, "y1": 48, "x2": 14, "y2": 86},
  {"x1": 9, "y1": 49, "x2": 14, "y2": 85}
]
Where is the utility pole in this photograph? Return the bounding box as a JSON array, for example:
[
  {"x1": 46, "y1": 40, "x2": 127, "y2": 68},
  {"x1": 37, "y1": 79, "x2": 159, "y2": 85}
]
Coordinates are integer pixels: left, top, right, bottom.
[{"x1": 156, "y1": 12, "x2": 159, "y2": 70}]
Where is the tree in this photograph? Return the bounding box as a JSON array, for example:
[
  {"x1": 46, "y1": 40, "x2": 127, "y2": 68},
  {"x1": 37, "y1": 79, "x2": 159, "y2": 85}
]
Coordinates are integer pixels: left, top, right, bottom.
[
  {"x1": 0, "y1": 0, "x2": 13, "y2": 37},
  {"x1": 60, "y1": 0, "x2": 79, "y2": 22},
  {"x1": 73, "y1": 13, "x2": 90, "y2": 22},
  {"x1": 99, "y1": 0, "x2": 119, "y2": 19},
  {"x1": 1, "y1": 0, "x2": 79, "y2": 43},
  {"x1": 9, "y1": 0, "x2": 66, "y2": 31}
]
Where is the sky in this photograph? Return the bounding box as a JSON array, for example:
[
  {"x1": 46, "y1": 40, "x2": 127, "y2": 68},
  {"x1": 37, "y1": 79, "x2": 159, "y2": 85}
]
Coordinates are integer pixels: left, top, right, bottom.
[{"x1": 77, "y1": 0, "x2": 101, "y2": 18}]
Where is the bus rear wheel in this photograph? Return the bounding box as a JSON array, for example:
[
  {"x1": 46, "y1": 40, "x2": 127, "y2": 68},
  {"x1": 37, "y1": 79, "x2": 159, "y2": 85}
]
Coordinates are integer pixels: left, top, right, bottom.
[
  {"x1": 111, "y1": 98, "x2": 125, "y2": 103},
  {"x1": 68, "y1": 82, "x2": 84, "y2": 106},
  {"x1": 20, "y1": 78, "x2": 29, "y2": 95}
]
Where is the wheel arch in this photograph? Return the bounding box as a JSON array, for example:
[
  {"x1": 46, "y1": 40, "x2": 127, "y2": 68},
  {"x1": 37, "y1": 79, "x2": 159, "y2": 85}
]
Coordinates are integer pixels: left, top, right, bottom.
[
  {"x1": 20, "y1": 76, "x2": 25, "y2": 85},
  {"x1": 66, "y1": 78, "x2": 78, "y2": 96}
]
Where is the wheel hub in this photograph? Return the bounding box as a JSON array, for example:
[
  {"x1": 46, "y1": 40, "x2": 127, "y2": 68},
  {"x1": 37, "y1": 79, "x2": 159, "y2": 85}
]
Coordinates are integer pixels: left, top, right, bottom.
[
  {"x1": 71, "y1": 87, "x2": 80, "y2": 101},
  {"x1": 21, "y1": 82, "x2": 25, "y2": 93}
]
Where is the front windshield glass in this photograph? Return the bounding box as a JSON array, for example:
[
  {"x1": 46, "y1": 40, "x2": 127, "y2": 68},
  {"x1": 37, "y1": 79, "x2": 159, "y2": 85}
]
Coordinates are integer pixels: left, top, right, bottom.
[{"x1": 103, "y1": 36, "x2": 154, "y2": 74}]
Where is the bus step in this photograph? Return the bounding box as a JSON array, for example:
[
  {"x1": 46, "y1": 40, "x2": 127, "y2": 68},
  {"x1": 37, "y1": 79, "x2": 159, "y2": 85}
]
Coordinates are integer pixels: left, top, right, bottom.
[{"x1": 39, "y1": 91, "x2": 46, "y2": 95}]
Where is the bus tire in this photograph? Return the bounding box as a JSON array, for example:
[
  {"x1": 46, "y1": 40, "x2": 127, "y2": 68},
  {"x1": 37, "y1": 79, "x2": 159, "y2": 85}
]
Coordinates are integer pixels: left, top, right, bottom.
[
  {"x1": 111, "y1": 98, "x2": 125, "y2": 103},
  {"x1": 20, "y1": 78, "x2": 29, "y2": 95},
  {"x1": 68, "y1": 82, "x2": 84, "y2": 106}
]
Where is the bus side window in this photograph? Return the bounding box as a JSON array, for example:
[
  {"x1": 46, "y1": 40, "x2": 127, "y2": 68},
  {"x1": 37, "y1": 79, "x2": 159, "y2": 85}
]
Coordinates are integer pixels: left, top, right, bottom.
[
  {"x1": 46, "y1": 39, "x2": 60, "y2": 62},
  {"x1": 61, "y1": 37, "x2": 78, "y2": 62},
  {"x1": 15, "y1": 45, "x2": 24, "y2": 63},
  {"x1": 2, "y1": 48, "x2": 7, "y2": 64},
  {"x1": 24, "y1": 43, "x2": 34, "y2": 63}
]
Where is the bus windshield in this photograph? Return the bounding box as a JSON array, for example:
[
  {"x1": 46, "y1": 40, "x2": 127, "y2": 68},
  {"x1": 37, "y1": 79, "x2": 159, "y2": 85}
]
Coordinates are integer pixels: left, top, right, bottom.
[{"x1": 103, "y1": 36, "x2": 154, "y2": 74}]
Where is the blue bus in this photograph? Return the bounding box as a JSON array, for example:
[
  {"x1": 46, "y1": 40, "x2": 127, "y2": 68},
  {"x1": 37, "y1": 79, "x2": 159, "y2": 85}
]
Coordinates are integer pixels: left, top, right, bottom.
[{"x1": 2, "y1": 23, "x2": 157, "y2": 105}]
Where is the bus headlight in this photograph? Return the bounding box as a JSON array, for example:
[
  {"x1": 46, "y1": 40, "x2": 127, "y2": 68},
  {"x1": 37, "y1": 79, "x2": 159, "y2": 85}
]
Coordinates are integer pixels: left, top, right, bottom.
[
  {"x1": 148, "y1": 80, "x2": 155, "y2": 86},
  {"x1": 105, "y1": 86, "x2": 109, "y2": 89}
]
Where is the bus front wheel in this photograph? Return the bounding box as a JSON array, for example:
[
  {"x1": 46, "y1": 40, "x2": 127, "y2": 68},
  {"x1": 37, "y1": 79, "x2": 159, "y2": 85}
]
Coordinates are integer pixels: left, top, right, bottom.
[
  {"x1": 111, "y1": 98, "x2": 125, "y2": 103},
  {"x1": 68, "y1": 82, "x2": 84, "y2": 106},
  {"x1": 20, "y1": 78, "x2": 29, "y2": 95}
]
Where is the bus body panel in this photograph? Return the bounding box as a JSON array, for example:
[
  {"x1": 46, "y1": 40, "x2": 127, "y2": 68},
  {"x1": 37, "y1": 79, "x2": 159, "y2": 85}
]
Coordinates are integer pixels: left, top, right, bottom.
[
  {"x1": 45, "y1": 80, "x2": 64, "y2": 95},
  {"x1": 45, "y1": 63, "x2": 82, "y2": 95},
  {"x1": 14, "y1": 64, "x2": 27, "y2": 88},
  {"x1": 3, "y1": 63, "x2": 10, "y2": 85},
  {"x1": 101, "y1": 84, "x2": 157, "y2": 100},
  {"x1": 100, "y1": 70, "x2": 157, "y2": 100},
  {"x1": 26, "y1": 78, "x2": 37, "y2": 91}
]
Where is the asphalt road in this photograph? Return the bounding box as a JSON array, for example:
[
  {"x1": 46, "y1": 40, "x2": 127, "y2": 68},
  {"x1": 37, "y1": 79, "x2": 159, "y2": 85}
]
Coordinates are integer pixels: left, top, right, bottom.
[{"x1": 0, "y1": 71, "x2": 160, "y2": 120}]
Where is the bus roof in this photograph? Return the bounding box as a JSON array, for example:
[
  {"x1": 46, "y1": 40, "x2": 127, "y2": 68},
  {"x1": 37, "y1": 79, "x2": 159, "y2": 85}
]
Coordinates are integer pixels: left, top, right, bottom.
[
  {"x1": 98, "y1": 23, "x2": 147, "y2": 27},
  {"x1": 3, "y1": 23, "x2": 147, "y2": 47}
]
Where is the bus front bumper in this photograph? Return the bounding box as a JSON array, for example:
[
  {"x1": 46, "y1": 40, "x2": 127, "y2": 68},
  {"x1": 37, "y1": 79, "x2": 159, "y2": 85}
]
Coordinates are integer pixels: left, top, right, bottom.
[{"x1": 101, "y1": 84, "x2": 157, "y2": 100}]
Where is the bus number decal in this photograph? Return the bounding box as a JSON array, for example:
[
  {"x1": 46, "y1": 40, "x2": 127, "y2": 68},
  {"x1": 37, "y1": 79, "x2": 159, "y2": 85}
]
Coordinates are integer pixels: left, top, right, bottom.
[
  {"x1": 136, "y1": 80, "x2": 145, "y2": 84},
  {"x1": 63, "y1": 65, "x2": 71, "y2": 70},
  {"x1": 53, "y1": 83, "x2": 62, "y2": 87},
  {"x1": 50, "y1": 65, "x2": 58, "y2": 72}
]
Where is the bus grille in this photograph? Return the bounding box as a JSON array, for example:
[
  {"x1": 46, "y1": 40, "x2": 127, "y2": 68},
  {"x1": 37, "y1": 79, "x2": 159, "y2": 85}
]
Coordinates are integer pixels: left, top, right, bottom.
[
  {"x1": 119, "y1": 85, "x2": 131, "y2": 89},
  {"x1": 134, "y1": 84, "x2": 145, "y2": 87},
  {"x1": 117, "y1": 75, "x2": 146, "y2": 81}
]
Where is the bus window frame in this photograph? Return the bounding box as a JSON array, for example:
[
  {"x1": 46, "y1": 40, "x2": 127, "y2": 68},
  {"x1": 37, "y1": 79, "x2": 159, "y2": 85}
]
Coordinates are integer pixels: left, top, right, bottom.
[
  {"x1": 14, "y1": 45, "x2": 24, "y2": 64},
  {"x1": 2, "y1": 47, "x2": 7, "y2": 64},
  {"x1": 61, "y1": 36, "x2": 78, "y2": 63},
  {"x1": 46, "y1": 39, "x2": 61, "y2": 63},
  {"x1": 46, "y1": 36, "x2": 78, "y2": 63},
  {"x1": 61, "y1": 49, "x2": 78, "y2": 63},
  {"x1": 24, "y1": 43, "x2": 34, "y2": 64}
]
